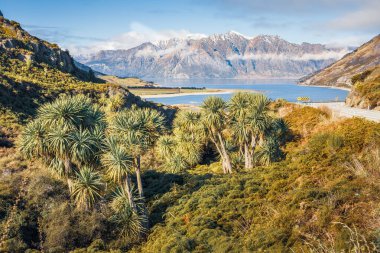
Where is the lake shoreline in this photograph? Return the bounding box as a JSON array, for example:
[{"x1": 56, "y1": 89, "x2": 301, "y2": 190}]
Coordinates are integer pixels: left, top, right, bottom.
[
  {"x1": 139, "y1": 89, "x2": 246, "y2": 98},
  {"x1": 143, "y1": 83, "x2": 349, "y2": 105},
  {"x1": 298, "y1": 84, "x2": 351, "y2": 91}
]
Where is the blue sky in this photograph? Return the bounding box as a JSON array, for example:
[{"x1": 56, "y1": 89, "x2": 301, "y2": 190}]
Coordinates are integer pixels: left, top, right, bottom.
[{"x1": 1, "y1": 0, "x2": 379, "y2": 55}]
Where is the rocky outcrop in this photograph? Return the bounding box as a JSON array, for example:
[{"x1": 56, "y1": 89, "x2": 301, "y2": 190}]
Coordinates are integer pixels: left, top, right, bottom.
[
  {"x1": 346, "y1": 90, "x2": 374, "y2": 110},
  {"x1": 0, "y1": 17, "x2": 97, "y2": 82},
  {"x1": 345, "y1": 66, "x2": 380, "y2": 110},
  {"x1": 299, "y1": 34, "x2": 380, "y2": 88},
  {"x1": 77, "y1": 32, "x2": 348, "y2": 79}
]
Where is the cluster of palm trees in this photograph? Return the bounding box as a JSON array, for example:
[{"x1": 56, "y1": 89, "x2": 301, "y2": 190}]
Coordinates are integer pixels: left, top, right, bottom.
[
  {"x1": 18, "y1": 92, "x2": 286, "y2": 241},
  {"x1": 19, "y1": 94, "x2": 165, "y2": 239},
  {"x1": 157, "y1": 92, "x2": 287, "y2": 173}
]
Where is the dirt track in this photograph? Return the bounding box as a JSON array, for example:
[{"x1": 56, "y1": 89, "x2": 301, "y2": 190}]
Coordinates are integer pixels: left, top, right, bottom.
[{"x1": 305, "y1": 102, "x2": 380, "y2": 122}]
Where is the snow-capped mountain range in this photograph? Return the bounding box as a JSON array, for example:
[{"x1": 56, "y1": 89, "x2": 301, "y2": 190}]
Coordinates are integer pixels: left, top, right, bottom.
[{"x1": 76, "y1": 31, "x2": 351, "y2": 79}]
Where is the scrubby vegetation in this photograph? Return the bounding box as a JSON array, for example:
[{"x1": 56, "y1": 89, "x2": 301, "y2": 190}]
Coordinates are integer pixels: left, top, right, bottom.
[
  {"x1": 1, "y1": 90, "x2": 380, "y2": 252},
  {"x1": 1, "y1": 15, "x2": 380, "y2": 253},
  {"x1": 347, "y1": 66, "x2": 380, "y2": 109}
]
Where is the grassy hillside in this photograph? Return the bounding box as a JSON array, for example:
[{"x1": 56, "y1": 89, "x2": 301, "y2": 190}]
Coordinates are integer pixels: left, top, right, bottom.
[
  {"x1": 97, "y1": 75, "x2": 156, "y2": 87},
  {"x1": 299, "y1": 34, "x2": 380, "y2": 88},
  {"x1": 129, "y1": 109, "x2": 380, "y2": 252},
  {"x1": 0, "y1": 17, "x2": 175, "y2": 132},
  {"x1": 1, "y1": 104, "x2": 379, "y2": 252}
]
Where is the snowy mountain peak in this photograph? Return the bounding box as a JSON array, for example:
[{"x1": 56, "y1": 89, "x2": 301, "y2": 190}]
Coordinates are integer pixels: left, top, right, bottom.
[
  {"x1": 254, "y1": 34, "x2": 282, "y2": 43},
  {"x1": 77, "y1": 32, "x2": 350, "y2": 79},
  {"x1": 227, "y1": 30, "x2": 251, "y2": 39},
  {"x1": 208, "y1": 31, "x2": 249, "y2": 42}
]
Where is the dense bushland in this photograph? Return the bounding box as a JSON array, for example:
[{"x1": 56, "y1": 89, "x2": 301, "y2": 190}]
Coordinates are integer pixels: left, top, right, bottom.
[
  {"x1": 1, "y1": 92, "x2": 380, "y2": 252},
  {"x1": 130, "y1": 109, "x2": 380, "y2": 252}
]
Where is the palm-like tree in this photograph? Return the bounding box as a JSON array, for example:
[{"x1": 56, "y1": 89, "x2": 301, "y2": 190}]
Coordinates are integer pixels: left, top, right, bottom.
[
  {"x1": 38, "y1": 95, "x2": 105, "y2": 131},
  {"x1": 69, "y1": 128, "x2": 99, "y2": 166},
  {"x1": 101, "y1": 137, "x2": 135, "y2": 209},
  {"x1": 109, "y1": 187, "x2": 146, "y2": 240},
  {"x1": 19, "y1": 95, "x2": 106, "y2": 209},
  {"x1": 229, "y1": 93, "x2": 273, "y2": 169},
  {"x1": 266, "y1": 118, "x2": 289, "y2": 146},
  {"x1": 70, "y1": 167, "x2": 103, "y2": 210},
  {"x1": 19, "y1": 120, "x2": 47, "y2": 159},
  {"x1": 167, "y1": 152, "x2": 189, "y2": 172},
  {"x1": 174, "y1": 111, "x2": 205, "y2": 140},
  {"x1": 156, "y1": 135, "x2": 176, "y2": 159},
  {"x1": 255, "y1": 137, "x2": 282, "y2": 165},
  {"x1": 109, "y1": 108, "x2": 165, "y2": 198},
  {"x1": 201, "y1": 96, "x2": 232, "y2": 173},
  {"x1": 36, "y1": 95, "x2": 104, "y2": 175},
  {"x1": 229, "y1": 93, "x2": 251, "y2": 168},
  {"x1": 151, "y1": 111, "x2": 205, "y2": 170},
  {"x1": 176, "y1": 138, "x2": 203, "y2": 166}
]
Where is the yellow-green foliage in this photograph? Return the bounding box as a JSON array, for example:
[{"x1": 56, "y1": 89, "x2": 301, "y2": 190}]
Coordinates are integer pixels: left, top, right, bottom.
[
  {"x1": 0, "y1": 52, "x2": 110, "y2": 129},
  {"x1": 1, "y1": 102, "x2": 380, "y2": 252},
  {"x1": 284, "y1": 106, "x2": 330, "y2": 137},
  {"x1": 351, "y1": 70, "x2": 373, "y2": 84},
  {"x1": 352, "y1": 67, "x2": 380, "y2": 108},
  {"x1": 131, "y1": 115, "x2": 380, "y2": 252},
  {"x1": 355, "y1": 81, "x2": 380, "y2": 107}
]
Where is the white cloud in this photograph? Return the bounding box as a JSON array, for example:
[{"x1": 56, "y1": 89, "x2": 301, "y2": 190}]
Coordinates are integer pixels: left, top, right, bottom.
[
  {"x1": 328, "y1": 1, "x2": 380, "y2": 31},
  {"x1": 67, "y1": 22, "x2": 206, "y2": 56},
  {"x1": 135, "y1": 42, "x2": 185, "y2": 58},
  {"x1": 227, "y1": 49, "x2": 350, "y2": 61},
  {"x1": 324, "y1": 35, "x2": 372, "y2": 48}
]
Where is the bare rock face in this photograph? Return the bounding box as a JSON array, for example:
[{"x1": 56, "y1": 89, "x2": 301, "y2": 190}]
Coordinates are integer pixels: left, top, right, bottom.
[
  {"x1": 299, "y1": 34, "x2": 380, "y2": 88},
  {"x1": 77, "y1": 32, "x2": 348, "y2": 79},
  {"x1": 346, "y1": 90, "x2": 371, "y2": 109},
  {"x1": 336, "y1": 76, "x2": 352, "y2": 86},
  {"x1": 344, "y1": 66, "x2": 380, "y2": 111},
  {"x1": 346, "y1": 91, "x2": 380, "y2": 110}
]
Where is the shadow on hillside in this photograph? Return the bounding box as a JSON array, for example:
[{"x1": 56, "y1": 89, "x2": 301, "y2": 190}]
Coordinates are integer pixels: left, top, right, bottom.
[
  {"x1": 0, "y1": 75, "x2": 48, "y2": 121},
  {"x1": 139, "y1": 170, "x2": 212, "y2": 226}
]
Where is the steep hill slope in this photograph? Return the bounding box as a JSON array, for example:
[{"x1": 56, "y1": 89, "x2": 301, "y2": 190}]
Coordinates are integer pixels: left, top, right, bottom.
[
  {"x1": 77, "y1": 32, "x2": 348, "y2": 79},
  {"x1": 299, "y1": 34, "x2": 380, "y2": 88},
  {"x1": 0, "y1": 16, "x2": 98, "y2": 82},
  {"x1": 0, "y1": 16, "x2": 172, "y2": 131}
]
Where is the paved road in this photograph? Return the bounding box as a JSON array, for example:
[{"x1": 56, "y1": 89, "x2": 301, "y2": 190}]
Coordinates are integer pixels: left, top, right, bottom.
[{"x1": 304, "y1": 102, "x2": 380, "y2": 122}]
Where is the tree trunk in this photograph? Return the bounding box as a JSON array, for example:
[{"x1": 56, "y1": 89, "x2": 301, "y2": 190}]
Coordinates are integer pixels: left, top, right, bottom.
[
  {"x1": 124, "y1": 175, "x2": 136, "y2": 211},
  {"x1": 64, "y1": 156, "x2": 72, "y2": 175},
  {"x1": 134, "y1": 156, "x2": 150, "y2": 230},
  {"x1": 217, "y1": 133, "x2": 232, "y2": 173},
  {"x1": 210, "y1": 136, "x2": 226, "y2": 173},
  {"x1": 249, "y1": 134, "x2": 257, "y2": 168},
  {"x1": 244, "y1": 143, "x2": 252, "y2": 169},
  {"x1": 221, "y1": 159, "x2": 227, "y2": 174},
  {"x1": 134, "y1": 156, "x2": 144, "y2": 198}
]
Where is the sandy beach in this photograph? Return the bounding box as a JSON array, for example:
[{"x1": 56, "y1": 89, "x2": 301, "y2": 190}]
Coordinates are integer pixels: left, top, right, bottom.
[{"x1": 140, "y1": 89, "x2": 237, "y2": 99}]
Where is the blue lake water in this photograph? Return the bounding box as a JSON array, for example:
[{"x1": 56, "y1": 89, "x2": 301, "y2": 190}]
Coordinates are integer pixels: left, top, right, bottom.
[{"x1": 144, "y1": 79, "x2": 349, "y2": 105}]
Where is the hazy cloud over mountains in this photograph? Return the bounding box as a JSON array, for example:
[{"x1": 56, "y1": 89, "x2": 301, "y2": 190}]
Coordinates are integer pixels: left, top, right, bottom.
[
  {"x1": 78, "y1": 32, "x2": 348, "y2": 79},
  {"x1": 11, "y1": 0, "x2": 378, "y2": 56},
  {"x1": 66, "y1": 23, "x2": 206, "y2": 56}
]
